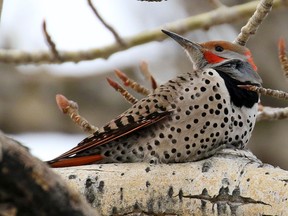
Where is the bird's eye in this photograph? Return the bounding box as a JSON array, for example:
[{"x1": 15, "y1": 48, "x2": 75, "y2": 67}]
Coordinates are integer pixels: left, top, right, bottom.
[{"x1": 215, "y1": 45, "x2": 224, "y2": 52}]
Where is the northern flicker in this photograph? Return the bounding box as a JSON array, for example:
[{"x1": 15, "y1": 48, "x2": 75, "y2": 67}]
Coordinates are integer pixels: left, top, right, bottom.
[{"x1": 48, "y1": 30, "x2": 262, "y2": 167}]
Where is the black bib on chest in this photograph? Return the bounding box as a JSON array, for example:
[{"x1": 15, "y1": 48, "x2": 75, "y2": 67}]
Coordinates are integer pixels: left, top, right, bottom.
[{"x1": 216, "y1": 70, "x2": 259, "y2": 108}]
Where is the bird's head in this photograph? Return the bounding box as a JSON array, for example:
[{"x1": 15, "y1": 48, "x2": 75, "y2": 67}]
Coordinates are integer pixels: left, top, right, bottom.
[{"x1": 162, "y1": 30, "x2": 262, "y2": 86}]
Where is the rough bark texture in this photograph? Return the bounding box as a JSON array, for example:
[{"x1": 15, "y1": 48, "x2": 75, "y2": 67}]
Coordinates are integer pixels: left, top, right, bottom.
[
  {"x1": 56, "y1": 149, "x2": 288, "y2": 216},
  {"x1": 0, "y1": 132, "x2": 99, "y2": 216}
]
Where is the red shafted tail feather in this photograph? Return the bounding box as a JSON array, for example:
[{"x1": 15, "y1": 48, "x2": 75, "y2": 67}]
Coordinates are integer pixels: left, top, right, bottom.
[{"x1": 48, "y1": 154, "x2": 104, "y2": 168}]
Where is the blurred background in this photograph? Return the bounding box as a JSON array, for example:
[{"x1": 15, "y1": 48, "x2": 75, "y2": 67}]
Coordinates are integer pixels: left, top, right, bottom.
[{"x1": 1, "y1": 0, "x2": 288, "y2": 168}]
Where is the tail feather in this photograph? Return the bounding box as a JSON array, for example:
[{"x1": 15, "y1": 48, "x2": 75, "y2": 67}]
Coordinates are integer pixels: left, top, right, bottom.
[{"x1": 47, "y1": 154, "x2": 104, "y2": 168}]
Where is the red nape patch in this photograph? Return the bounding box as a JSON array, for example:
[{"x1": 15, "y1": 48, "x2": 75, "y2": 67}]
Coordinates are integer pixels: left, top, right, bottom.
[
  {"x1": 245, "y1": 51, "x2": 258, "y2": 71},
  {"x1": 203, "y1": 51, "x2": 225, "y2": 64}
]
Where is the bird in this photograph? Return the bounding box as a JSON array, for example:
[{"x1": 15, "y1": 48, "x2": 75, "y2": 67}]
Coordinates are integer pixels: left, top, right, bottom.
[{"x1": 48, "y1": 30, "x2": 262, "y2": 168}]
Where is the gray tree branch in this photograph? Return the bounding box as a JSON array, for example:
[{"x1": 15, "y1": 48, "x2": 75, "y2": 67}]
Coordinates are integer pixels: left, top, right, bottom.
[{"x1": 55, "y1": 149, "x2": 288, "y2": 215}]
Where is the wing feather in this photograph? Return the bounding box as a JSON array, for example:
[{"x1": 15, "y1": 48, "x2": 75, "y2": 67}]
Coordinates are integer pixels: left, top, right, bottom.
[{"x1": 48, "y1": 111, "x2": 171, "y2": 164}]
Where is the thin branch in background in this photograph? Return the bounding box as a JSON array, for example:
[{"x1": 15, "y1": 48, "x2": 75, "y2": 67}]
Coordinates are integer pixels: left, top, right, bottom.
[
  {"x1": 106, "y1": 78, "x2": 138, "y2": 104},
  {"x1": 238, "y1": 85, "x2": 288, "y2": 100},
  {"x1": 138, "y1": 0, "x2": 166, "y2": 2},
  {"x1": 0, "y1": 0, "x2": 285, "y2": 65},
  {"x1": 42, "y1": 20, "x2": 62, "y2": 61},
  {"x1": 139, "y1": 61, "x2": 158, "y2": 90},
  {"x1": 278, "y1": 38, "x2": 288, "y2": 78},
  {"x1": 87, "y1": 0, "x2": 126, "y2": 47},
  {"x1": 257, "y1": 106, "x2": 288, "y2": 121},
  {"x1": 209, "y1": 0, "x2": 226, "y2": 8},
  {"x1": 0, "y1": 0, "x2": 3, "y2": 23},
  {"x1": 115, "y1": 69, "x2": 151, "y2": 96},
  {"x1": 56, "y1": 94, "x2": 98, "y2": 134},
  {"x1": 234, "y1": 0, "x2": 273, "y2": 46}
]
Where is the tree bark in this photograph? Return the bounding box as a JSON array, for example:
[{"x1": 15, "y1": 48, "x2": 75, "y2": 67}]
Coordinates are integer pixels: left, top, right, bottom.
[
  {"x1": 56, "y1": 149, "x2": 288, "y2": 216},
  {"x1": 0, "y1": 132, "x2": 99, "y2": 216},
  {"x1": 1, "y1": 130, "x2": 288, "y2": 215}
]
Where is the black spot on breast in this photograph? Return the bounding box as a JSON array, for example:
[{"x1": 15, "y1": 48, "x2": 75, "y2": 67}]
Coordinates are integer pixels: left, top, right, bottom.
[
  {"x1": 215, "y1": 94, "x2": 221, "y2": 100},
  {"x1": 201, "y1": 87, "x2": 206, "y2": 92},
  {"x1": 154, "y1": 140, "x2": 160, "y2": 145}
]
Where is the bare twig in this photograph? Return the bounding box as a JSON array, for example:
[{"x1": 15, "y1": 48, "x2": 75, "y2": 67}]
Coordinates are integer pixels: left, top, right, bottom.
[
  {"x1": 115, "y1": 69, "x2": 151, "y2": 96},
  {"x1": 106, "y1": 78, "x2": 138, "y2": 104},
  {"x1": 42, "y1": 20, "x2": 62, "y2": 61},
  {"x1": 238, "y1": 85, "x2": 288, "y2": 100},
  {"x1": 278, "y1": 38, "x2": 288, "y2": 78},
  {"x1": 139, "y1": 61, "x2": 158, "y2": 90},
  {"x1": 209, "y1": 0, "x2": 226, "y2": 8},
  {"x1": 56, "y1": 94, "x2": 98, "y2": 134},
  {"x1": 87, "y1": 0, "x2": 126, "y2": 47},
  {"x1": 234, "y1": 0, "x2": 273, "y2": 46},
  {"x1": 0, "y1": 0, "x2": 3, "y2": 23},
  {"x1": 257, "y1": 106, "x2": 288, "y2": 121},
  {"x1": 0, "y1": 0, "x2": 286, "y2": 64},
  {"x1": 138, "y1": 0, "x2": 166, "y2": 2}
]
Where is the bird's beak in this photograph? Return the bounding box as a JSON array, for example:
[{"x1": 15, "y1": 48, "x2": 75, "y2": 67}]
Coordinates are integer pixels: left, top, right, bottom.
[{"x1": 162, "y1": 30, "x2": 206, "y2": 70}]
